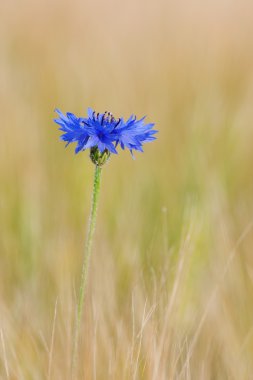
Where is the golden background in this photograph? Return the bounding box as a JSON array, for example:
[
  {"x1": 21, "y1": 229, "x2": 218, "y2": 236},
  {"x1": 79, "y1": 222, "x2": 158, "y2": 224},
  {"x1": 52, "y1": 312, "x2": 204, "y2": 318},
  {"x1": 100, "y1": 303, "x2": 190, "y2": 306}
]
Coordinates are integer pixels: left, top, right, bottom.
[{"x1": 1, "y1": 0, "x2": 253, "y2": 378}]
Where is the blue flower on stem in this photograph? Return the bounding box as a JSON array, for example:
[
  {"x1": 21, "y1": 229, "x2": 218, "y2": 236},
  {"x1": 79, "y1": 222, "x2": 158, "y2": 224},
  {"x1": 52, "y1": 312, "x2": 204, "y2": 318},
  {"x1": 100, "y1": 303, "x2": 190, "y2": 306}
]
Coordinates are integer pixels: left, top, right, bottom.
[
  {"x1": 54, "y1": 107, "x2": 157, "y2": 159},
  {"x1": 54, "y1": 106, "x2": 157, "y2": 376}
]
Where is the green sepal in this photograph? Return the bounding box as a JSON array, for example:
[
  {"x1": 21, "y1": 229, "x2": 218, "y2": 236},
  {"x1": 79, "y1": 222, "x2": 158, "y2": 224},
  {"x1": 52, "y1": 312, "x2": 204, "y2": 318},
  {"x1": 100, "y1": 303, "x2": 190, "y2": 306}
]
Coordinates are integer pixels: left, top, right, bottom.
[{"x1": 89, "y1": 147, "x2": 110, "y2": 166}]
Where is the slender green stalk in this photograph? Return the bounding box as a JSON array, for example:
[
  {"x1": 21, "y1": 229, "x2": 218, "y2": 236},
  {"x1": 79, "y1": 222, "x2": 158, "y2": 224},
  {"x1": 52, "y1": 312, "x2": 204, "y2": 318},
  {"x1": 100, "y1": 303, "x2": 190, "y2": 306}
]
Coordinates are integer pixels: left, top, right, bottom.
[{"x1": 71, "y1": 165, "x2": 102, "y2": 379}]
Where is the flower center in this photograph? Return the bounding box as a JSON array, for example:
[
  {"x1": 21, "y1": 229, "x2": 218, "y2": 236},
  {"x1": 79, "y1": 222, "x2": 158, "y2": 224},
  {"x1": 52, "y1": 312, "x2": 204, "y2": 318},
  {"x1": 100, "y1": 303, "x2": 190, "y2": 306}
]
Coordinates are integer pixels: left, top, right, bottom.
[{"x1": 92, "y1": 110, "x2": 119, "y2": 126}]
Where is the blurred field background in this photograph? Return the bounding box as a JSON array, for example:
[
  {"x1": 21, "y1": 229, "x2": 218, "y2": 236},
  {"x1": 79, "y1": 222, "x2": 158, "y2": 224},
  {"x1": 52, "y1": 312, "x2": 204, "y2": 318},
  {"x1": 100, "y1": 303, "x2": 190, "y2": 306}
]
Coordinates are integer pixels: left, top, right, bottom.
[{"x1": 1, "y1": 0, "x2": 253, "y2": 378}]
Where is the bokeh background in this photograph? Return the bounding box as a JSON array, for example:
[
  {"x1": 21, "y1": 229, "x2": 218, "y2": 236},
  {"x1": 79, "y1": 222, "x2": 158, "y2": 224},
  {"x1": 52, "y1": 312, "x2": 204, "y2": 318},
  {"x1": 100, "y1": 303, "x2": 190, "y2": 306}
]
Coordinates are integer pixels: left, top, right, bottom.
[{"x1": 1, "y1": 0, "x2": 253, "y2": 378}]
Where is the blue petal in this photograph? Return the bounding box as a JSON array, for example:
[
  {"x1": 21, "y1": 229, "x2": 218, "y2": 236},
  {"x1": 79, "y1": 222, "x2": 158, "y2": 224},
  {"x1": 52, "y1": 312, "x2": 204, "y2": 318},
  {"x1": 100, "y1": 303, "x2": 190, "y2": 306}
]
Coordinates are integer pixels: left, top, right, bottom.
[
  {"x1": 87, "y1": 107, "x2": 94, "y2": 119},
  {"x1": 106, "y1": 141, "x2": 118, "y2": 154}
]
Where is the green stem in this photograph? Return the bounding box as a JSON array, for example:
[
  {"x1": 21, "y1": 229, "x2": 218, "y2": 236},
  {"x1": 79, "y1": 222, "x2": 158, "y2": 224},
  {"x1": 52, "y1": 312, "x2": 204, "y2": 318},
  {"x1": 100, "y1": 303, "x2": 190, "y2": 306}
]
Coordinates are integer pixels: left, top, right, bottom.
[{"x1": 71, "y1": 165, "x2": 102, "y2": 379}]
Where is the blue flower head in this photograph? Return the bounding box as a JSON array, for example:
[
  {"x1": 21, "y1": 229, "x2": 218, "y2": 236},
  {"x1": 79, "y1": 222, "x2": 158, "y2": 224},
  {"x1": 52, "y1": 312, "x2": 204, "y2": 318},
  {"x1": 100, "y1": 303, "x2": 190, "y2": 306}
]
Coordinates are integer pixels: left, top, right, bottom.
[{"x1": 54, "y1": 108, "x2": 157, "y2": 165}]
